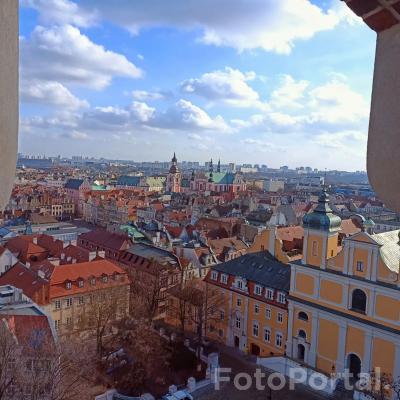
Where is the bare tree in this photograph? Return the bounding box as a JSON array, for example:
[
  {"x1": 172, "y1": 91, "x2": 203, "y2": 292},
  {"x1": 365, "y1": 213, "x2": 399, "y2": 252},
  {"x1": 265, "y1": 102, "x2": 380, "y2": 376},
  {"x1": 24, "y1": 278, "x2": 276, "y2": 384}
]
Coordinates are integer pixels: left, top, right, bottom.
[
  {"x1": 360, "y1": 371, "x2": 395, "y2": 400},
  {"x1": 77, "y1": 286, "x2": 129, "y2": 357},
  {"x1": 0, "y1": 319, "x2": 98, "y2": 400},
  {"x1": 0, "y1": 320, "x2": 22, "y2": 400}
]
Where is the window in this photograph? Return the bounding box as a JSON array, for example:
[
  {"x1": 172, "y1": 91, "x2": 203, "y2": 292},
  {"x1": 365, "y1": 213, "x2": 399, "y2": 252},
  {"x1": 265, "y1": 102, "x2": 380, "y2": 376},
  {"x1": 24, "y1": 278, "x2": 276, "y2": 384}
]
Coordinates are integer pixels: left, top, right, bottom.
[
  {"x1": 277, "y1": 292, "x2": 286, "y2": 304},
  {"x1": 55, "y1": 300, "x2": 61, "y2": 310},
  {"x1": 218, "y1": 329, "x2": 224, "y2": 338},
  {"x1": 235, "y1": 316, "x2": 241, "y2": 329},
  {"x1": 277, "y1": 312, "x2": 283, "y2": 323},
  {"x1": 266, "y1": 289, "x2": 274, "y2": 300},
  {"x1": 65, "y1": 281, "x2": 72, "y2": 290},
  {"x1": 237, "y1": 280, "x2": 243, "y2": 290},
  {"x1": 266, "y1": 308, "x2": 271, "y2": 320},
  {"x1": 102, "y1": 275, "x2": 108, "y2": 283},
  {"x1": 254, "y1": 303, "x2": 260, "y2": 314},
  {"x1": 254, "y1": 285, "x2": 262, "y2": 295},
  {"x1": 220, "y1": 274, "x2": 228, "y2": 284},
  {"x1": 312, "y1": 241, "x2": 318, "y2": 257},
  {"x1": 65, "y1": 298, "x2": 72, "y2": 308},
  {"x1": 253, "y1": 321, "x2": 259, "y2": 337},
  {"x1": 77, "y1": 296, "x2": 84, "y2": 305},
  {"x1": 237, "y1": 297, "x2": 242, "y2": 307},
  {"x1": 78, "y1": 279, "x2": 84, "y2": 288},
  {"x1": 356, "y1": 261, "x2": 364, "y2": 272},
  {"x1": 276, "y1": 333, "x2": 283, "y2": 348},
  {"x1": 220, "y1": 310, "x2": 225, "y2": 320},
  {"x1": 66, "y1": 317, "x2": 72, "y2": 328},
  {"x1": 351, "y1": 289, "x2": 367, "y2": 313},
  {"x1": 298, "y1": 311, "x2": 309, "y2": 321},
  {"x1": 211, "y1": 271, "x2": 218, "y2": 281},
  {"x1": 264, "y1": 328, "x2": 271, "y2": 343},
  {"x1": 298, "y1": 329, "x2": 307, "y2": 339},
  {"x1": 55, "y1": 320, "x2": 61, "y2": 330}
]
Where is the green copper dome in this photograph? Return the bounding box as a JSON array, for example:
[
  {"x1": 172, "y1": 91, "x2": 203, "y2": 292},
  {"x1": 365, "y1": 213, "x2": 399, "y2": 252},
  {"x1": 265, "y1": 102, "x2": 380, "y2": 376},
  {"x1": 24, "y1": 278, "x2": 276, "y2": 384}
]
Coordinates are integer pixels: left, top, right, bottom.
[{"x1": 303, "y1": 189, "x2": 342, "y2": 232}]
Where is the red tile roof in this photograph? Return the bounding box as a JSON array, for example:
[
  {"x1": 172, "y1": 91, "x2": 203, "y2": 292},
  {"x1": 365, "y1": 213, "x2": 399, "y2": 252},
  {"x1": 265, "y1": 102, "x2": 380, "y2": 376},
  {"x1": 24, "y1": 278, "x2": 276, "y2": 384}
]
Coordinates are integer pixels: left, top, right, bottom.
[
  {"x1": 0, "y1": 263, "x2": 48, "y2": 304},
  {"x1": 49, "y1": 259, "x2": 128, "y2": 299}
]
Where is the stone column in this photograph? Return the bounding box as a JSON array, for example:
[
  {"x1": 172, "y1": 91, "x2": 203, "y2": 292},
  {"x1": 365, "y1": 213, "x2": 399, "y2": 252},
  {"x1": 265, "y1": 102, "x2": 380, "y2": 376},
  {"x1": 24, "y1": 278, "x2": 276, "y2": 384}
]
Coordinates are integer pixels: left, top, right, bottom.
[{"x1": 0, "y1": 0, "x2": 18, "y2": 211}]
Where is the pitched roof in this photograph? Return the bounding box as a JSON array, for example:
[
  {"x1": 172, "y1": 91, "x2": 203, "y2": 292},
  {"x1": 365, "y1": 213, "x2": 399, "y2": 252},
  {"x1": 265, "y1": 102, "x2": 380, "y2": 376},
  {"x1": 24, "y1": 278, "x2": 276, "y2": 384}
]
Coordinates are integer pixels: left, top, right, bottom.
[
  {"x1": 211, "y1": 251, "x2": 290, "y2": 291},
  {"x1": 64, "y1": 178, "x2": 84, "y2": 190},
  {"x1": 210, "y1": 172, "x2": 235, "y2": 185},
  {"x1": 371, "y1": 229, "x2": 400, "y2": 273},
  {"x1": 79, "y1": 230, "x2": 131, "y2": 251},
  {"x1": 0, "y1": 263, "x2": 48, "y2": 300},
  {"x1": 117, "y1": 175, "x2": 141, "y2": 187},
  {"x1": 209, "y1": 237, "x2": 248, "y2": 255}
]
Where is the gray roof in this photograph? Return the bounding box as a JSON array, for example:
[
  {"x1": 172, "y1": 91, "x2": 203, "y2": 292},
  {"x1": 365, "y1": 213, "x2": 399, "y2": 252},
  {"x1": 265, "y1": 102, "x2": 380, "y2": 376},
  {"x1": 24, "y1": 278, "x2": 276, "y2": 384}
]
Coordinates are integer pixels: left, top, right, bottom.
[
  {"x1": 371, "y1": 229, "x2": 400, "y2": 273},
  {"x1": 117, "y1": 175, "x2": 140, "y2": 187},
  {"x1": 126, "y1": 243, "x2": 179, "y2": 265},
  {"x1": 64, "y1": 178, "x2": 84, "y2": 190},
  {"x1": 212, "y1": 251, "x2": 290, "y2": 291}
]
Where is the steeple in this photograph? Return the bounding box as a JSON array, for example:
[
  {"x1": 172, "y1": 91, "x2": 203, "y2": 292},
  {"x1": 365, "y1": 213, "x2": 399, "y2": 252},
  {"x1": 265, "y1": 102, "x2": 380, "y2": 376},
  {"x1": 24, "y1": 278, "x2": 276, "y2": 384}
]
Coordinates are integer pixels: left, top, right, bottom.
[
  {"x1": 303, "y1": 188, "x2": 342, "y2": 232},
  {"x1": 172, "y1": 152, "x2": 177, "y2": 163},
  {"x1": 217, "y1": 159, "x2": 221, "y2": 173},
  {"x1": 191, "y1": 169, "x2": 195, "y2": 181},
  {"x1": 208, "y1": 159, "x2": 214, "y2": 183}
]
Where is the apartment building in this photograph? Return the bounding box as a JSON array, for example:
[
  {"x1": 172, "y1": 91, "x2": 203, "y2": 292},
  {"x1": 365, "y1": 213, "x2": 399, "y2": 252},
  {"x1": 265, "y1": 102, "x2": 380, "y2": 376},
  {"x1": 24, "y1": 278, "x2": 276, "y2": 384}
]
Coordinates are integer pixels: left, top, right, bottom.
[{"x1": 205, "y1": 252, "x2": 290, "y2": 357}]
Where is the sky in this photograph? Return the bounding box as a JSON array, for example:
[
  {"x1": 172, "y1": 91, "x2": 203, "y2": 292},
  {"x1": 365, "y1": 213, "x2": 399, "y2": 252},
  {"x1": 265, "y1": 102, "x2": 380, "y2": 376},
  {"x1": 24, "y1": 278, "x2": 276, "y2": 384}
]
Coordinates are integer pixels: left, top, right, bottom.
[{"x1": 19, "y1": 0, "x2": 376, "y2": 170}]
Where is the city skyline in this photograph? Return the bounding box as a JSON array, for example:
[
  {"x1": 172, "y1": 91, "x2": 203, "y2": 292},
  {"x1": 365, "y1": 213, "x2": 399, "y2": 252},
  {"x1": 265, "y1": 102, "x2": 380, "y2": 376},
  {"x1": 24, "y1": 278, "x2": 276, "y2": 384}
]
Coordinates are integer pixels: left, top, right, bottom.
[{"x1": 20, "y1": 0, "x2": 375, "y2": 170}]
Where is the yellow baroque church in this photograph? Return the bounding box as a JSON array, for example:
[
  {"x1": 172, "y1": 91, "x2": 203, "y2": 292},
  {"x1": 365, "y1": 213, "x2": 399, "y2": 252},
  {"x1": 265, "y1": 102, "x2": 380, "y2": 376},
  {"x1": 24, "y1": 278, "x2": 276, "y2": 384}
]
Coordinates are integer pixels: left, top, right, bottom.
[{"x1": 288, "y1": 188, "x2": 400, "y2": 379}]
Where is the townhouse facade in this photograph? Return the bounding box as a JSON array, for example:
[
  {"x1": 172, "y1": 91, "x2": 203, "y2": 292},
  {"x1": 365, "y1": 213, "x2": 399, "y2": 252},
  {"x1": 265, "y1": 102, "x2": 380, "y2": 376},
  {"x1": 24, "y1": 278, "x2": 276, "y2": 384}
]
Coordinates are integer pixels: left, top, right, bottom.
[{"x1": 205, "y1": 252, "x2": 290, "y2": 358}]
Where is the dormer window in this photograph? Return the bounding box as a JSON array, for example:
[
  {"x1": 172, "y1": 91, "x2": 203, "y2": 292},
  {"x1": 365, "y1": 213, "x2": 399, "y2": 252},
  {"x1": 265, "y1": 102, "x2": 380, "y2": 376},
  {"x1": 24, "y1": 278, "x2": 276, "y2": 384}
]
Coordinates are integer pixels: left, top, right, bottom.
[
  {"x1": 277, "y1": 292, "x2": 286, "y2": 304},
  {"x1": 254, "y1": 285, "x2": 262, "y2": 296},
  {"x1": 65, "y1": 281, "x2": 72, "y2": 290},
  {"x1": 266, "y1": 288, "x2": 274, "y2": 300},
  {"x1": 78, "y1": 279, "x2": 84, "y2": 288},
  {"x1": 90, "y1": 277, "x2": 96, "y2": 286},
  {"x1": 237, "y1": 280, "x2": 243, "y2": 290},
  {"x1": 211, "y1": 271, "x2": 218, "y2": 281},
  {"x1": 220, "y1": 274, "x2": 228, "y2": 284},
  {"x1": 102, "y1": 275, "x2": 108, "y2": 283}
]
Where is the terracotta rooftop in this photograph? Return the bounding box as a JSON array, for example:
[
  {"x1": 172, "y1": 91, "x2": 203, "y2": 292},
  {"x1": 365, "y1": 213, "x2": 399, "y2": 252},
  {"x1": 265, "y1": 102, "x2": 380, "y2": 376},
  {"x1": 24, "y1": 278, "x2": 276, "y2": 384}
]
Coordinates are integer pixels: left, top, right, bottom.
[{"x1": 341, "y1": 0, "x2": 400, "y2": 32}]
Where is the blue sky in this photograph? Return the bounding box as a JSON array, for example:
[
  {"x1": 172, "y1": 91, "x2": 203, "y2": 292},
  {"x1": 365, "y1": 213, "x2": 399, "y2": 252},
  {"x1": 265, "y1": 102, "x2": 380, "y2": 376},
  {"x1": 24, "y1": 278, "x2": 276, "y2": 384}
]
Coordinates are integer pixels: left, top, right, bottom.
[{"x1": 19, "y1": 0, "x2": 376, "y2": 170}]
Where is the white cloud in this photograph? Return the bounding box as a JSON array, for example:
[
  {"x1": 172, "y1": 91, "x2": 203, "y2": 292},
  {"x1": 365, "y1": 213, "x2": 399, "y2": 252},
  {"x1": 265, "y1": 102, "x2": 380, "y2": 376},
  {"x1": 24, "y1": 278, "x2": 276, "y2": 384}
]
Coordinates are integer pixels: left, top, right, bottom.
[
  {"x1": 181, "y1": 67, "x2": 261, "y2": 107},
  {"x1": 130, "y1": 101, "x2": 156, "y2": 122},
  {"x1": 24, "y1": 0, "x2": 352, "y2": 54},
  {"x1": 270, "y1": 75, "x2": 309, "y2": 109},
  {"x1": 20, "y1": 79, "x2": 89, "y2": 109},
  {"x1": 151, "y1": 99, "x2": 231, "y2": 132},
  {"x1": 21, "y1": 0, "x2": 98, "y2": 27},
  {"x1": 21, "y1": 25, "x2": 142, "y2": 90},
  {"x1": 132, "y1": 90, "x2": 165, "y2": 101}
]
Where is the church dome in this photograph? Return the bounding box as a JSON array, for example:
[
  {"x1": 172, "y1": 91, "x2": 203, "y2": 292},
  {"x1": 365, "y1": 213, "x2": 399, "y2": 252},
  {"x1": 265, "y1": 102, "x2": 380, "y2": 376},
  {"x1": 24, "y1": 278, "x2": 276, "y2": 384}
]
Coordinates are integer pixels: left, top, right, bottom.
[{"x1": 303, "y1": 188, "x2": 342, "y2": 232}]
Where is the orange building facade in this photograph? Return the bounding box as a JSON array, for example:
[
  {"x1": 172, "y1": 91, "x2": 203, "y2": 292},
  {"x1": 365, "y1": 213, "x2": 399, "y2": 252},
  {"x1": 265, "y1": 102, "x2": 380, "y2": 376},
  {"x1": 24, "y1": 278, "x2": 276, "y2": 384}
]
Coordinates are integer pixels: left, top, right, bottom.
[
  {"x1": 205, "y1": 252, "x2": 290, "y2": 358},
  {"x1": 288, "y1": 189, "x2": 400, "y2": 379}
]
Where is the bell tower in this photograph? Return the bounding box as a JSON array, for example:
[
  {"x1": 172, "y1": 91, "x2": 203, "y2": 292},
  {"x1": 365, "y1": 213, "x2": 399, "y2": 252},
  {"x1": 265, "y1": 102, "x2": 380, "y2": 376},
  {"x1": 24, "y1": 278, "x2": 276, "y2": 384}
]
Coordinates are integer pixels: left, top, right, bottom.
[
  {"x1": 302, "y1": 188, "x2": 342, "y2": 268},
  {"x1": 166, "y1": 152, "x2": 181, "y2": 193}
]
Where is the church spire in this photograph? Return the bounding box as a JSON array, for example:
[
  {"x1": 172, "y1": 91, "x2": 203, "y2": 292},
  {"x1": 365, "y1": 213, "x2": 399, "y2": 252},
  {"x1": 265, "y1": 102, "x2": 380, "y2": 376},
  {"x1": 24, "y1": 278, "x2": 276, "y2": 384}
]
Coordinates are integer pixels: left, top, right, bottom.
[
  {"x1": 217, "y1": 159, "x2": 221, "y2": 173},
  {"x1": 209, "y1": 158, "x2": 214, "y2": 182}
]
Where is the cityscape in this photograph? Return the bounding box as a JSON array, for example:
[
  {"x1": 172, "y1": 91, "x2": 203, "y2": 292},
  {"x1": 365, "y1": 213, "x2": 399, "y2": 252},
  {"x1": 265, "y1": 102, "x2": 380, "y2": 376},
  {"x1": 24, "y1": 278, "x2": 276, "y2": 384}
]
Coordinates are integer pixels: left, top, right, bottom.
[{"x1": 1, "y1": 1, "x2": 400, "y2": 400}]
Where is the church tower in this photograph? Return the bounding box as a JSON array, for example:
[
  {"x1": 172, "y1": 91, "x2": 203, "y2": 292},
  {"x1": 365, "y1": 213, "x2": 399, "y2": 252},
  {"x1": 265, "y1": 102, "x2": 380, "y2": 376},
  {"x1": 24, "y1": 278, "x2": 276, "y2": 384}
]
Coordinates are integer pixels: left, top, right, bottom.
[
  {"x1": 166, "y1": 152, "x2": 181, "y2": 193},
  {"x1": 302, "y1": 188, "x2": 342, "y2": 268}
]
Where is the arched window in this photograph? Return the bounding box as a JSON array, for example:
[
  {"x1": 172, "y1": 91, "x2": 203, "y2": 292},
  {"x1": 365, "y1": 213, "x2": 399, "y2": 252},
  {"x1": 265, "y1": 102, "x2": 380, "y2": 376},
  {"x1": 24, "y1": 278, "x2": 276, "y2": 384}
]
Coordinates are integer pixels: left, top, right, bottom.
[
  {"x1": 351, "y1": 289, "x2": 367, "y2": 313},
  {"x1": 298, "y1": 312, "x2": 309, "y2": 321},
  {"x1": 298, "y1": 330, "x2": 307, "y2": 339}
]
